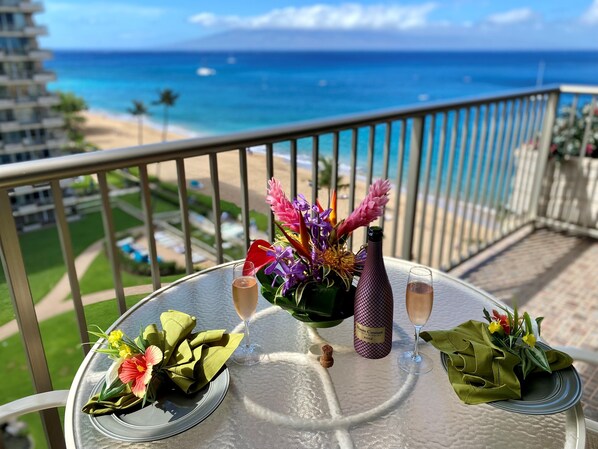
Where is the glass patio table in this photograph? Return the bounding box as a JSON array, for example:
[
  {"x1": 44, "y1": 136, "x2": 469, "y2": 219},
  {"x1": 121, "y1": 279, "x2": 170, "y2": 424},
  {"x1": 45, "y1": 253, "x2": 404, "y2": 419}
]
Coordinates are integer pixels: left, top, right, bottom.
[{"x1": 64, "y1": 258, "x2": 586, "y2": 448}]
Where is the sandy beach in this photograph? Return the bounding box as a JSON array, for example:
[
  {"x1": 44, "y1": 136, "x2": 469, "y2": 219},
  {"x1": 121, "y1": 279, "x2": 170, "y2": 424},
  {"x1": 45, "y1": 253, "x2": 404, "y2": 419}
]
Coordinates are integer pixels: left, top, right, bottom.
[{"x1": 82, "y1": 110, "x2": 371, "y2": 232}]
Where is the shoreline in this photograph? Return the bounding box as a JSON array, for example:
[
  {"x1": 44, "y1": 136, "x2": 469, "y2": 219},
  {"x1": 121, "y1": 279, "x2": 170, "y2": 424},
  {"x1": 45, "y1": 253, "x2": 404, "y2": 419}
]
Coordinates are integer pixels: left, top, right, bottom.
[
  {"x1": 82, "y1": 111, "x2": 481, "y2": 264},
  {"x1": 82, "y1": 111, "x2": 372, "y2": 219}
]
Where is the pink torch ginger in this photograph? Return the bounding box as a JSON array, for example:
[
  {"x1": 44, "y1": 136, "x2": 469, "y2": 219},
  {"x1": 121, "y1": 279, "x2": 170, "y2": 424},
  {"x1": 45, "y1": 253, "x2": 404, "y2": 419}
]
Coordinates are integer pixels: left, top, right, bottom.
[
  {"x1": 337, "y1": 179, "x2": 391, "y2": 238},
  {"x1": 266, "y1": 178, "x2": 299, "y2": 232}
]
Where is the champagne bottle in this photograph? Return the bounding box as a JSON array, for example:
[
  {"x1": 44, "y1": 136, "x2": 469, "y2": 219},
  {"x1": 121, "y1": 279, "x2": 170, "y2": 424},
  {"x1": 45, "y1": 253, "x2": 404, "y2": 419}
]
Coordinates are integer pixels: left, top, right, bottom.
[{"x1": 353, "y1": 226, "x2": 394, "y2": 359}]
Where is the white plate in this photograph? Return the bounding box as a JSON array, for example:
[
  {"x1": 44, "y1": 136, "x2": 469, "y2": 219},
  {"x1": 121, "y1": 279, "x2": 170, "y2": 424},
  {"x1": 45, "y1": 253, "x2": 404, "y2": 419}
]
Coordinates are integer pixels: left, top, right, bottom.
[
  {"x1": 89, "y1": 367, "x2": 230, "y2": 441},
  {"x1": 439, "y1": 352, "x2": 582, "y2": 415}
]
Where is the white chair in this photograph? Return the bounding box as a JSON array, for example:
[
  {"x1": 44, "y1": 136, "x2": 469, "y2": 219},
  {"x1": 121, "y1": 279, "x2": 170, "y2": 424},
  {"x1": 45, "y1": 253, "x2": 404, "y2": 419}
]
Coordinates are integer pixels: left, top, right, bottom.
[
  {"x1": 0, "y1": 390, "x2": 69, "y2": 448},
  {"x1": 554, "y1": 346, "x2": 598, "y2": 449}
]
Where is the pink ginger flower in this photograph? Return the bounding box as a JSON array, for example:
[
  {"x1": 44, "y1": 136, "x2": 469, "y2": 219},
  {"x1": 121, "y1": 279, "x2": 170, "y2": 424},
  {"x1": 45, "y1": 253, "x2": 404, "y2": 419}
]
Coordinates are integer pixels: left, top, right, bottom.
[
  {"x1": 266, "y1": 178, "x2": 299, "y2": 231},
  {"x1": 337, "y1": 179, "x2": 391, "y2": 237},
  {"x1": 118, "y1": 345, "x2": 163, "y2": 398}
]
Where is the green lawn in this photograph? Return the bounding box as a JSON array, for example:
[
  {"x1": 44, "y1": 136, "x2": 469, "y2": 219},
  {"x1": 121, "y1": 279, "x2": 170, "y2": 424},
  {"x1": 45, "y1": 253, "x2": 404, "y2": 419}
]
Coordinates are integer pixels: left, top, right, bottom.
[
  {"x1": 0, "y1": 209, "x2": 142, "y2": 326},
  {"x1": 0, "y1": 294, "x2": 147, "y2": 449},
  {"x1": 118, "y1": 192, "x2": 179, "y2": 214},
  {"x1": 77, "y1": 251, "x2": 186, "y2": 296}
]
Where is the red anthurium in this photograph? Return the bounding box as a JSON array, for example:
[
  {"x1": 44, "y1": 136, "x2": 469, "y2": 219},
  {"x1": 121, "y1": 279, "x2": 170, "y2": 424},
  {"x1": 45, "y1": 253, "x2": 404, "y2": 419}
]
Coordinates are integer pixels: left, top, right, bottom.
[{"x1": 245, "y1": 239, "x2": 275, "y2": 274}]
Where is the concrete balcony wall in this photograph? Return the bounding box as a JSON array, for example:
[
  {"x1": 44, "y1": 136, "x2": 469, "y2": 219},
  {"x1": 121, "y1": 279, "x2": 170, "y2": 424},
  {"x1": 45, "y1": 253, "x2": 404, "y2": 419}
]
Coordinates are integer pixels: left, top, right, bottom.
[
  {"x1": 27, "y1": 50, "x2": 52, "y2": 60},
  {"x1": 37, "y1": 95, "x2": 60, "y2": 107},
  {"x1": 32, "y1": 72, "x2": 56, "y2": 83},
  {"x1": 23, "y1": 25, "x2": 47, "y2": 36},
  {"x1": 3, "y1": 143, "x2": 24, "y2": 153},
  {"x1": 19, "y1": 2, "x2": 44, "y2": 13},
  {"x1": 41, "y1": 116, "x2": 64, "y2": 128},
  {"x1": 0, "y1": 120, "x2": 20, "y2": 132}
]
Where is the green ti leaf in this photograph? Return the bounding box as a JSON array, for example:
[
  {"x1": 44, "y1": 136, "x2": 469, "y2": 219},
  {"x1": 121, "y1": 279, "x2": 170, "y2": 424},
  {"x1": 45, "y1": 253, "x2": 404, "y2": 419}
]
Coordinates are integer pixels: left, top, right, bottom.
[
  {"x1": 98, "y1": 381, "x2": 127, "y2": 401},
  {"x1": 521, "y1": 346, "x2": 552, "y2": 379},
  {"x1": 483, "y1": 308, "x2": 492, "y2": 323},
  {"x1": 535, "y1": 317, "x2": 544, "y2": 337},
  {"x1": 523, "y1": 312, "x2": 533, "y2": 335}
]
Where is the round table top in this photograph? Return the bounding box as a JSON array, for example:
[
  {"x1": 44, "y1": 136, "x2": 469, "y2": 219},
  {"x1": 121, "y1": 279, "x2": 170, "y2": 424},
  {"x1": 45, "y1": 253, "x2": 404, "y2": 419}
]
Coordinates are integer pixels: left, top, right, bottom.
[{"x1": 65, "y1": 258, "x2": 585, "y2": 449}]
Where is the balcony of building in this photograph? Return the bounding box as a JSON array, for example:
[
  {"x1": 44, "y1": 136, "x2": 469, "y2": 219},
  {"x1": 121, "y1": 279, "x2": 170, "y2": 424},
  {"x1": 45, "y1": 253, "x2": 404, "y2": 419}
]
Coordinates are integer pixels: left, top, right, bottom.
[
  {"x1": 0, "y1": 84, "x2": 596, "y2": 448},
  {"x1": 0, "y1": 24, "x2": 47, "y2": 37},
  {"x1": 0, "y1": 71, "x2": 56, "y2": 85}
]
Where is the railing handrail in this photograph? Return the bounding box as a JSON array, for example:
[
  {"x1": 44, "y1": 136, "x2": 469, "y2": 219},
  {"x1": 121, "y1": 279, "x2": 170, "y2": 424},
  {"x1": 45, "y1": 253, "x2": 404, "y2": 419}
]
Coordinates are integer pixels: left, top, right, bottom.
[
  {"x1": 0, "y1": 84, "x2": 565, "y2": 189},
  {"x1": 559, "y1": 84, "x2": 598, "y2": 95}
]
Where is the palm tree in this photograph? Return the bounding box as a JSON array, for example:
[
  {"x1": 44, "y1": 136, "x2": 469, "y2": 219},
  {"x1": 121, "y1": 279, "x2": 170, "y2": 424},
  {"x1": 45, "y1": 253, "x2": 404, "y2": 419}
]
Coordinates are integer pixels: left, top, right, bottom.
[
  {"x1": 153, "y1": 89, "x2": 179, "y2": 142},
  {"x1": 318, "y1": 156, "x2": 349, "y2": 202},
  {"x1": 127, "y1": 100, "x2": 149, "y2": 145},
  {"x1": 53, "y1": 91, "x2": 95, "y2": 152}
]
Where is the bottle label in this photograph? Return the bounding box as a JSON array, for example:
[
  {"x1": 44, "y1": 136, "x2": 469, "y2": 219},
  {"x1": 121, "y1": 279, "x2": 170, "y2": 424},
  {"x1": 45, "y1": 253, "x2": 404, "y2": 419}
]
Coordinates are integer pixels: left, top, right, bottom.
[{"x1": 355, "y1": 322, "x2": 385, "y2": 344}]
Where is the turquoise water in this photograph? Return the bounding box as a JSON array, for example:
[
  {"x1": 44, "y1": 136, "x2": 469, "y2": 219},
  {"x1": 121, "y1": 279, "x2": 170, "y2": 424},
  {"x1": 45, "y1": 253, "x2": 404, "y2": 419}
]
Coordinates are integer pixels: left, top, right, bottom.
[{"x1": 46, "y1": 51, "x2": 598, "y2": 184}]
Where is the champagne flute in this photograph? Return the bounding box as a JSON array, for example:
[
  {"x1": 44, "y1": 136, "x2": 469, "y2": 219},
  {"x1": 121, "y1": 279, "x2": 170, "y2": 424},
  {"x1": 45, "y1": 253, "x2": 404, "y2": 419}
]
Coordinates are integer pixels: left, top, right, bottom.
[
  {"x1": 399, "y1": 266, "x2": 434, "y2": 374},
  {"x1": 231, "y1": 261, "x2": 262, "y2": 365}
]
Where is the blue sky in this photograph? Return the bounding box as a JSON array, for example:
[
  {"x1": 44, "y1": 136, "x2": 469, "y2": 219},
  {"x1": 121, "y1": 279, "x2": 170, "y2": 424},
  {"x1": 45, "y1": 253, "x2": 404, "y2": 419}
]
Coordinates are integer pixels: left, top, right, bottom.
[{"x1": 40, "y1": 0, "x2": 598, "y2": 50}]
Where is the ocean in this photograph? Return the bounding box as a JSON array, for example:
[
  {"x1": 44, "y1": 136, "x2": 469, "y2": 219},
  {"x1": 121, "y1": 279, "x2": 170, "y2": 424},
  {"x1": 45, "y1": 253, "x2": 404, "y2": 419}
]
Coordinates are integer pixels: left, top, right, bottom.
[{"x1": 46, "y1": 51, "x2": 598, "y2": 183}]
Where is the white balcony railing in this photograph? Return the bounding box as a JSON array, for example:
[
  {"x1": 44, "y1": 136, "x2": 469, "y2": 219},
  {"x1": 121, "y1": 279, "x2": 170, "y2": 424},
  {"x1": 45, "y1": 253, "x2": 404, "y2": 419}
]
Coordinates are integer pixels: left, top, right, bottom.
[
  {"x1": 41, "y1": 117, "x2": 65, "y2": 128},
  {"x1": 37, "y1": 95, "x2": 61, "y2": 107},
  {"x1": 32, "y1": 72, "x2": 56, "y2": 83},
  {"x1": 19, "y1": 1, "x2": 44, "y2": 13},
  {"x1": 23, "y1": 25, "x2": 48, "y2": 35},
  {"x1": 27, "y1": 49, "x2": 52, "y2": 60},
  {"x1": 0, "y1": 84, "x2": 597, "y2": 449},
  {"x1": 0, "y1": 120, "x2": 20, "y2": 131}
]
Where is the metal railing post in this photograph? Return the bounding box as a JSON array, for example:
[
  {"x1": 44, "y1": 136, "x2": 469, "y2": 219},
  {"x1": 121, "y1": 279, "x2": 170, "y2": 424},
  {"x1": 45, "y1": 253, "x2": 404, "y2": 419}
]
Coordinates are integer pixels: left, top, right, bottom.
[
  {"x1": 0, "y1": 189, "x2": 66, "y2": 449},
  {"x1": 139, "y1": 164, "x2": 161, "y2": 291},
  {"x1": 529, "y1": 92, "x2": 559, "y2": 221},
  {"x1": 176, "y1": 159, "x2": 194, "y2": 274},
  {"x1": 209, "y1": 153, "x2": 224, "y2": 264},
  {"x1": 401, "y1": 116, "x2": 424, "y2": 260},
  {"x1": 51, "y1": 180, "x2": 88, "y2": 355},
  {"x1": 238, "y1": 148, "x2": 251, "y2": 250},
  {"x1": 97, "y1": 171, "x2": 126, "y2": 315}
]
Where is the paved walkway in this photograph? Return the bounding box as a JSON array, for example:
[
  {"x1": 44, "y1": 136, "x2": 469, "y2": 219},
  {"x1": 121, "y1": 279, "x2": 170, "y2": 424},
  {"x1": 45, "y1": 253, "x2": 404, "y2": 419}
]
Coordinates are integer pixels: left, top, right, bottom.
[
  {"x1": 450, "y1": 227, "x2": 598, "y2": 422},
  {"x1": 0, "y1": 235, "x2": 160, "y2": 341}
]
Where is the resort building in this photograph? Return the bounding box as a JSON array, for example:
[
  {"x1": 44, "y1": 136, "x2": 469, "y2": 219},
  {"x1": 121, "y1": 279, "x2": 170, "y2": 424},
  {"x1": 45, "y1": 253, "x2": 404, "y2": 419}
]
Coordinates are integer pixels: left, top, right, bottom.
[{"x1": 0, "y1": 0, "x2": 71, "y2": 231}]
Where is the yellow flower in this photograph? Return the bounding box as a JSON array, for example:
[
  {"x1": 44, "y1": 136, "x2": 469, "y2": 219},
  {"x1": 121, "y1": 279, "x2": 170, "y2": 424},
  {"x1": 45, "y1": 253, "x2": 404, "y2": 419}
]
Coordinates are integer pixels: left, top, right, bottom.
[
  {"x1": 118, "y1": 344, "x2": 133, "y2": 359},
  {"x1": 108, "y1": 330, "x2": 124, "y2": 348},
  {"x1": 522, "y1": 333, "x2": 536, "y2": 348},
  {"x1": 488, "y1": 321, "x2": 502, "y2": 334}
]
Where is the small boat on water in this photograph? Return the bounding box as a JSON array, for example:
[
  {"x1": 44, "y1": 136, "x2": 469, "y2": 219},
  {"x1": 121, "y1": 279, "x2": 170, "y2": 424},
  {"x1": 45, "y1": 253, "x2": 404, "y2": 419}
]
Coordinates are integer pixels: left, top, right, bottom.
[{"x1": 197, "y1": 67, "x2": 216, "y2": 77}]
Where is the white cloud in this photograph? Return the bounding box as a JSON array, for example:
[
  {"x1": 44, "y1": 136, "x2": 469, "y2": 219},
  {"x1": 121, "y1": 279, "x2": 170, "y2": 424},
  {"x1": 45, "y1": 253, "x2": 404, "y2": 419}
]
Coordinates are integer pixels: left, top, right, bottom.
[
  {"x1": 582, "y1": 0, "x2": 598, "y2": 24},
  {"x1": 485, "y1": 8, "x2": 535, "y2": 25},
  {"x1": 189, "y1": 3, "x2": 438, "y2": 31}
]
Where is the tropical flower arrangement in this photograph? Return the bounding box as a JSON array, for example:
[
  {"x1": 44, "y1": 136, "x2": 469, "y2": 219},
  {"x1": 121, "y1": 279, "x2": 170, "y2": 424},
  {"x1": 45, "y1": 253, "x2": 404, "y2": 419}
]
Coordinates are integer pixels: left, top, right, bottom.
[
  {"x1": 246, "y1": 177, "x2": 391, "y2": 326},
  {"x1": 83, "y1": 310, "x2": 242, "y2": 416},
  {"x1": 482, "y1": 306, "x2": 550, "y2": 379}
]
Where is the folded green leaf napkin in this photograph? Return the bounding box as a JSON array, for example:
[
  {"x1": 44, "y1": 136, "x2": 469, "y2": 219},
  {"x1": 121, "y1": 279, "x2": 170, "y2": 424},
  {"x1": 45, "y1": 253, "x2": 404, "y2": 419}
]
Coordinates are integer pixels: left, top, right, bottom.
[
  {"x1": 420, "y1": 320, "x2": 573, "y2": 405},
  {"x1": 83, "y1": 310, "x2": 243, "y2": 416}
]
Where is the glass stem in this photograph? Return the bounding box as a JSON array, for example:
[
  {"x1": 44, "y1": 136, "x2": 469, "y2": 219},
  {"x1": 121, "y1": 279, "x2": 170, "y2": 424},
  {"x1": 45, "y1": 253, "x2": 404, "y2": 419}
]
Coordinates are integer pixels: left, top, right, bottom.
[
  {"x1": 244, "y1": 319, "x2": 251, "y2": 348},
  {"x1": 413, "y1": 325, "x2": 422, "y2": 359}
]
